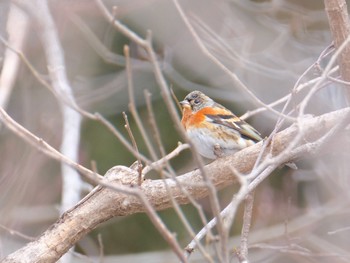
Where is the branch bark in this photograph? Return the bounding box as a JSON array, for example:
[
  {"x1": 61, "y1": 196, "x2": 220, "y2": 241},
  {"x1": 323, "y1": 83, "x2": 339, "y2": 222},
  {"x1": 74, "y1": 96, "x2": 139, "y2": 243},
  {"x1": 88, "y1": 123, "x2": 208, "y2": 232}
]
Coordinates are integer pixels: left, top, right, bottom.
[{"x1": 1, "y1": 107, "x2": 349, "y2": 263}]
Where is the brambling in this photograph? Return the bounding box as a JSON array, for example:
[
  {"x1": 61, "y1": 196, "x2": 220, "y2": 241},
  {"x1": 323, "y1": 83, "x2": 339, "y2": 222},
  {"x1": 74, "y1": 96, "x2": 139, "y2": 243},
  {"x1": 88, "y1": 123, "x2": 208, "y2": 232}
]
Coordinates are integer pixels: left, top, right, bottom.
[{"x1": 180, "y1": 91, "x2": 263, "y2": 159}]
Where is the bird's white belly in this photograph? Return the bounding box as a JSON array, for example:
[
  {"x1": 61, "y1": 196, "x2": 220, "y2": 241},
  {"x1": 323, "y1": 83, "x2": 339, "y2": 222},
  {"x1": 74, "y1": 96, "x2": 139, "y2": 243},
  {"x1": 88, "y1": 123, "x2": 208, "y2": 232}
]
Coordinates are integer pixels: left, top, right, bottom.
[{"x1": 187, "y1": 127, "x2": 247, "y2": 159}]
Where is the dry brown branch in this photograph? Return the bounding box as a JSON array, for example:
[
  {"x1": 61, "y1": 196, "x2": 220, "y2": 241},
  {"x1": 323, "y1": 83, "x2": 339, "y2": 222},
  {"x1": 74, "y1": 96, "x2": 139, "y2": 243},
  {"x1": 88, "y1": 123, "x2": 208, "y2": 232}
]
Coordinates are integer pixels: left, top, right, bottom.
[
  {"x1": 1, "y1": 105, "x2": 347, "y2": 262},
  {"x1": 142, "y1": 143, "x2": 189, "y2": 175}
]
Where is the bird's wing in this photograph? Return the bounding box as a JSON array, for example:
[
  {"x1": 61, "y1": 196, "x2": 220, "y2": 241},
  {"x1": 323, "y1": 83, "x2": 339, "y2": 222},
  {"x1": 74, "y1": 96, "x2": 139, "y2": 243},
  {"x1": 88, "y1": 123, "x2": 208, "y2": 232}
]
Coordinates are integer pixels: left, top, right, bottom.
[{"x1": 206, "y1": 113, "x2": 262, "y2": 143}]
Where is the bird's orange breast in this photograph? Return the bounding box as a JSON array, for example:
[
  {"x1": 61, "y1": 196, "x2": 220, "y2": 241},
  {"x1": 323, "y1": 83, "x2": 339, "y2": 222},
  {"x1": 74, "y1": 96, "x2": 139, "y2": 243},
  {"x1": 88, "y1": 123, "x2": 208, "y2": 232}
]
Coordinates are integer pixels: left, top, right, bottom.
[{"x1": 181, "y1": 107, "x2": 233, "y2": 129}]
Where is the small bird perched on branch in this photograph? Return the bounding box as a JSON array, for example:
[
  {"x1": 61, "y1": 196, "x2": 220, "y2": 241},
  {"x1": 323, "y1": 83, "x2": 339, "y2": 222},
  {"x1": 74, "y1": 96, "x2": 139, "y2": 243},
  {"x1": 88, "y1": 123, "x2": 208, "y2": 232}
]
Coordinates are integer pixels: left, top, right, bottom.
[{"x1": 180, "y1": 90, "x2": 262, "y2": 159}]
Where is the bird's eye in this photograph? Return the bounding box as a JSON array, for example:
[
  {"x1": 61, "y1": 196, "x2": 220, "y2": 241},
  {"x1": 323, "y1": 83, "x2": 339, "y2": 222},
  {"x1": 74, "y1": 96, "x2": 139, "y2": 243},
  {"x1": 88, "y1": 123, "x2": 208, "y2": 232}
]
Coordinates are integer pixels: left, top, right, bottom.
[{"x1": 194, "y1": 98, "x2": 201, "y2": 104}]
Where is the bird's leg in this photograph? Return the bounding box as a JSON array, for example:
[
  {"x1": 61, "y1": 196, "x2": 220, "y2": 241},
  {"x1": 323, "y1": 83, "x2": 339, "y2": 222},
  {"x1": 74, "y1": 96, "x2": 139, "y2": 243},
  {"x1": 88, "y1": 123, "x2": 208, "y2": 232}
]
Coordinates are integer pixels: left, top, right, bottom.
[{"x1": 213, "y1": 144, "x2": 223, "y2": 158}]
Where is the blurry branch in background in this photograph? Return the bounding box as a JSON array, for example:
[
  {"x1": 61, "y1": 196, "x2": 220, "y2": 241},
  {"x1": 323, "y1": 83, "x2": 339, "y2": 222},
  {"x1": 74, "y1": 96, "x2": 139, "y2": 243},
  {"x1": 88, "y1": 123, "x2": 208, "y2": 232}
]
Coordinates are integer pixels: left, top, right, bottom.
[
  {"x1": 2, "y1": 104, "x2": 349, "y2": 262},
  {"x1": 18, "y1": 2, "x2": 84, "y2": 262},
  {"x1": 0, "y1": 4, "x2": 28, "y2": 109},
  {"x1": 0, "y1": 107, "x2": 103, "y2": 184},
  {"x1": 325, "y1": 0, "x2": 350, "y2": 103},
  {"x1": 0, "y1": 224, "x2": 35, "y2": 242},
  {"x1": 31, "y1": 0, "x2": 82, "y2": 194},
  {"x1": 248, "y1": 196, "x2": 350, "y2": 257},
  {"x1": 0, "y1": 31, "x2": 97, "y2": 120},
  {"x1": 298, "y1": 36, "x2": 350, "y2": 117},
  {"x1": 70, "y1": 12, "x2": 229, "y2": 101},
  {"x1": 240, "y1": 76, "x2": 321, "y2": 120}
]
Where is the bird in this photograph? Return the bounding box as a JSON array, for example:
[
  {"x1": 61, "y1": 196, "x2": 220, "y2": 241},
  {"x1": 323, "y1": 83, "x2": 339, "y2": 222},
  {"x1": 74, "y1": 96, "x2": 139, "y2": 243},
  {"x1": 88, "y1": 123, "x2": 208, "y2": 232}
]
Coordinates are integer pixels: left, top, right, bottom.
[{"x1": 180, "y1": 90, "x2": 263, "y2": 159}]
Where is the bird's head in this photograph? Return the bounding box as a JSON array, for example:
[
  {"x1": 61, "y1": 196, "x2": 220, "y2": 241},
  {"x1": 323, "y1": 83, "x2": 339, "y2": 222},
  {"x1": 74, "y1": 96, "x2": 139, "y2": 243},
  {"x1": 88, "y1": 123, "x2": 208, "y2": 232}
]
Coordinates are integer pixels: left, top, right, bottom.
[{"x1": 179, "y1": 91, "x2": 213, "y2": 112}]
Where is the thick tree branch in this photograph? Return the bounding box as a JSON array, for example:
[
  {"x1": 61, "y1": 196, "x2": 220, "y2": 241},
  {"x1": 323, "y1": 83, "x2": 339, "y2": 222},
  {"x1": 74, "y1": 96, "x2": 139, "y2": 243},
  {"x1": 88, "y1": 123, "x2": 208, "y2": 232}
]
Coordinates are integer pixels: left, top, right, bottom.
[{"x1": 1, "y1": 107, "x2": 349, "y2": 262}]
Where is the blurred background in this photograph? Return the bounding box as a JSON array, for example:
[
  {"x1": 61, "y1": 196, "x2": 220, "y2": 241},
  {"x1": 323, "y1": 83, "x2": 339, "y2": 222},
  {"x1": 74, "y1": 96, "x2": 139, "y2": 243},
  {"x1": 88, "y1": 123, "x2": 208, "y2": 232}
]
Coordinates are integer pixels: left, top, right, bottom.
[{"x1": 1, "y1": 0, "x2": 350, "y2": 262}]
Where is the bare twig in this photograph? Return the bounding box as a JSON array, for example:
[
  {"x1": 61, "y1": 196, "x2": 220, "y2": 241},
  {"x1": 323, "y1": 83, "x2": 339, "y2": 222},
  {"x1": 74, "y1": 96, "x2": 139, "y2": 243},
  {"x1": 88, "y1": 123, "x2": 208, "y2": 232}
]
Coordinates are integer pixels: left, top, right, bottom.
[
  {"x1": 94, "y1": 0, "x2": 147, "y2": 47},
  {"x1": 299, "y1": 35, "x2": 350, "y2": 115},
  {"x1": 124, "y1": 45, "x2": 158, "y2": 161},
  {"x1": 170, "y1": 87, "x2": 182, "y2": 112},
  {"x1": 240, "y1": 76, "x2": 320, "y2": 120},
  {"x1": 328, "y1": 226, "x2": 350, "y2": 235},
  {"x1": 142, "y1": 142, "x2": 189, "y2": 175},
  {"x1": 0, "y1": 224, "x2": 35, "y2": 241},
  {"x1": 94, "y1": 113, "x2": 151, "y2": 165},
  {"x1": 239, "y1": 191, "x2": 255, "y2": 263},
  {"x1": 327, "y1": 75, "x2": 350, "y2": 85},
  {"x1": 122, "y1": 112, "x2": 143, "y2": 185},
  {"x1": 185, "y1": 165, "x2": 277, "y2": 260}
]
